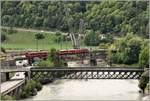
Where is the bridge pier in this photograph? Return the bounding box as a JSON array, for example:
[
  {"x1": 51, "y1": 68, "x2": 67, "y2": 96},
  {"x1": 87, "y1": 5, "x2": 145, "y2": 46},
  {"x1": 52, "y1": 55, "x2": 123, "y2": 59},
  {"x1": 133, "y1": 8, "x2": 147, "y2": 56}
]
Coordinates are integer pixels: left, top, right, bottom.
[
  {"x1": 90, "y1": 59, "x2": 97, "y2": 66},
  {"x1": 24, "y1": 71, "x2": 31, "y2": 82},
  {"x1": 6, "y1": 72, "x2": 10, "y2": 81},
  {"x1": 5, "y1": 82, "x2": 25, "y2": 99}
]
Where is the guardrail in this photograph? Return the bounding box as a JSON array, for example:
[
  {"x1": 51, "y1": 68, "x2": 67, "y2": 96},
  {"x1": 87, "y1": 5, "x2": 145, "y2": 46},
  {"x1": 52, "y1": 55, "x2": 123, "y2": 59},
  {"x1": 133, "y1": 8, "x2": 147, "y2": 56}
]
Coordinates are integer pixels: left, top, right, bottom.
[{"x1": 1, "y1": 79, "x2": 25, "y2": 95}]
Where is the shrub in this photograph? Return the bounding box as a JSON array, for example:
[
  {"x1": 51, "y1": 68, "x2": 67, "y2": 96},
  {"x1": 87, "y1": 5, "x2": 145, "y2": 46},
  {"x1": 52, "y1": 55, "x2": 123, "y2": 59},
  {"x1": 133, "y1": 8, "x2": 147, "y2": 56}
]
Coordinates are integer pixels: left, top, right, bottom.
[
  {"x1": 0, "y1": 94, "x2": 15, "y2": 100},
  {"x1": 1, "y1": 34, "x2": 6, "y2": 43},
  {"x1": 138, "y1": 76, "x2": 149, "y2": 92},
  {"x1": 7, "y1": 27, "x2": 17, "y2": 34},
  {"x1": 1, "y1": 47, "x2": 6, "y2": 53},
  {"x1": 35, "y1": 81, "x2": 42, "y2": 91},
  {"x1": 55, "y1": 31, "x2": 61, "y2": 36},
  {"x1": 84, "y1": 31, "x2": 100, "y2": 46},
  {"x1": 20, "y1": 80, "x2": 41, "y2": 98},
  {"x1": 99, "y1": 43, "x2": 109, "y2": 49},
  {"x1": 139, "y1": 43, "x2": 149, "y2": 68},
  {"x1": 37, "y1": 60, "x2": 54, "y2": 67}
]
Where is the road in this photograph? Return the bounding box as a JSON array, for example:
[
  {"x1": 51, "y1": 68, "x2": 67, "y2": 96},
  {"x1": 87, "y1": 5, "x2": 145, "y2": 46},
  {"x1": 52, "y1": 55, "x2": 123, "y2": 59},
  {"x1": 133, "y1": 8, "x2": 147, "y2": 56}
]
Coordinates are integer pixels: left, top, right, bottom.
[
  {"x1": 0, "y1": 66, "x2": 33, "y2": 95},
  {"x1": 1, "y1": 80, "x2": 24, "y2": 94},
  {"x1": 1, "y1": 26, "x2": 68, "y2": 35}
]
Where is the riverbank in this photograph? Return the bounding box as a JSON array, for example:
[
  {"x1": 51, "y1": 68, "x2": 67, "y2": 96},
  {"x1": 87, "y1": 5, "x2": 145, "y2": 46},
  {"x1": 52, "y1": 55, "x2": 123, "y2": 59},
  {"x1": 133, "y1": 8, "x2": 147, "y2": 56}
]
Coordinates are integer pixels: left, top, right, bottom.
[{"x1": 0, "y1": 80, "x2": 42, "y2": 100}]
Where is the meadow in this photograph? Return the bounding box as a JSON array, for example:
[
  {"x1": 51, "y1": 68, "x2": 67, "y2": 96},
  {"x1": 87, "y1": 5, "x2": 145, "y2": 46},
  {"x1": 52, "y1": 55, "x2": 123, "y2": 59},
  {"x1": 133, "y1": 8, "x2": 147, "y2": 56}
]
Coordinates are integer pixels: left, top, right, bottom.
[{"x1": 1, "y1": 30, "x2": 88, "y2": 50}]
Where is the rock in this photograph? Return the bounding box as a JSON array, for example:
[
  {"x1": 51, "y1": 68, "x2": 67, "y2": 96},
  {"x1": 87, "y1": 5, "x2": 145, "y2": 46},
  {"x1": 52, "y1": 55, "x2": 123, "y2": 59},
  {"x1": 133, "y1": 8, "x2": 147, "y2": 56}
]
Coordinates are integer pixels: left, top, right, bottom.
[
  {"x1": 142, "y1": 68, "x2": 149, "y2": 77},
  {"x1": 31, "y1": 88, "x2": 37, "y2": 96},
  {"x1": 142, "y1": 96, "x2": 150, "y2": 101}
]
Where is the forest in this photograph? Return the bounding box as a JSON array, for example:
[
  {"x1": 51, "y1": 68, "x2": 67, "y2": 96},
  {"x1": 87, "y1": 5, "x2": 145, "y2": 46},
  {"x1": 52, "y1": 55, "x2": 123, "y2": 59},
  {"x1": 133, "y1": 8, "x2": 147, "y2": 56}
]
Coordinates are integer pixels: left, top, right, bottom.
[{"x1": 1, "y1": 1, "x2": 149, "y2": 37}]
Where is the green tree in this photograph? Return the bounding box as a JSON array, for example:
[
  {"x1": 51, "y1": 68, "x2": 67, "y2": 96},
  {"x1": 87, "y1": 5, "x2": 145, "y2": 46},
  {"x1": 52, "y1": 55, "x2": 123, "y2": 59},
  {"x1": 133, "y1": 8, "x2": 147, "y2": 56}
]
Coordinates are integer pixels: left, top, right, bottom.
[
  {"x1": 35, "y1": 33, "x2": 45, "y2": 51},
  {"x1": 1, "y1": 34, "x2": 6, "y2": 42},
  {"x1": 139, "y1": 46, "x2": 149, "y2": 68},
  {"x1": 84, "y1": 31, "x2": 100, "y2": 46},
  {"x1": 108, "y1": 34, "x2": 143, "y2": 65}
]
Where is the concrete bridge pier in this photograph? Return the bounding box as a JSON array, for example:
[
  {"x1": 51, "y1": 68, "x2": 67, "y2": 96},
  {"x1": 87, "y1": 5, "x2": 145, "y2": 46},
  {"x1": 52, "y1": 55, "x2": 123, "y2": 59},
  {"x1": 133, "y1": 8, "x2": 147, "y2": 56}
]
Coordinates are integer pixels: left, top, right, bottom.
[
  {"x1": 6, "y1": 72, "x2": 10, "y2": 81},
  {"x1": 24, "y1": 71, "x2": 31, "y2": 82},
  {"x1": 90, "y1": 58, "x2": 97, "y2": 66},
  {"x1": 6, "y1": 82, "x2": 25, "y2": 99}
]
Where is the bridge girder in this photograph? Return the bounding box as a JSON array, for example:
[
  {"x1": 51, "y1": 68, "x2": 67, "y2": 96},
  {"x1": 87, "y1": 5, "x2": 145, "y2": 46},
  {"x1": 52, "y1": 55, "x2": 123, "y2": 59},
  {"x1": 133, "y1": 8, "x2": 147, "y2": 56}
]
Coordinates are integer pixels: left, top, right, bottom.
[{"x1": 30, "y1": 68, "x2": 144, "y2": 80}]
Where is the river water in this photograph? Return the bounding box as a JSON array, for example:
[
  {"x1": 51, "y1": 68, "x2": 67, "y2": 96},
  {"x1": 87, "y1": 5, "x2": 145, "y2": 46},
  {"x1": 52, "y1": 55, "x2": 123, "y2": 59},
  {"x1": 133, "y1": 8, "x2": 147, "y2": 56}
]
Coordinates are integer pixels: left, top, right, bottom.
[
  {"x1": 25, "y1": 79, "x2": 143, "y2": 100},
  {"x1": 24, "y1": 61, "x2": 147, "y2": 100}
]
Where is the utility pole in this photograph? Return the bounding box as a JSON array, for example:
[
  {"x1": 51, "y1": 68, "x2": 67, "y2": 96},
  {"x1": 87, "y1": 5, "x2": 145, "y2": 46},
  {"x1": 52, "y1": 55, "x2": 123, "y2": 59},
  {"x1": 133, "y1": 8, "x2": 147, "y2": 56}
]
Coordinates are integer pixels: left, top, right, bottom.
[{"x1": 65, "y1": 5, "x2": 80, "y2": 49}]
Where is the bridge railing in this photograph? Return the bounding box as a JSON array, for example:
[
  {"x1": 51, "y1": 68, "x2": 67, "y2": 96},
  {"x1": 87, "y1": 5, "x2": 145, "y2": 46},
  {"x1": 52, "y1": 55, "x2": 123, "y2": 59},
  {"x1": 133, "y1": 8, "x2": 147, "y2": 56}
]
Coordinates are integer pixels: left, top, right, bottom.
[
  {"x1": 30, "y1": 67, "x2": 144, "y2": 80},
  {"x1": 1, "y1": 79, "x2": 25, "y2": 95},
  {"x1": 30, "y1": 66, "x2": 143, "y2": 70}
]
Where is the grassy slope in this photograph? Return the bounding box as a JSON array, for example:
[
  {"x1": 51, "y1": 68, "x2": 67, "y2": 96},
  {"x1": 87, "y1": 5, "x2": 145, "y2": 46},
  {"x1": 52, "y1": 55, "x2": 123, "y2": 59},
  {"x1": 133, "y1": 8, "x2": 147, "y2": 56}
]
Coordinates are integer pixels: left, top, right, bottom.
[{"x1": 1, "y1": 31, "x2": 85, "y2": 50}]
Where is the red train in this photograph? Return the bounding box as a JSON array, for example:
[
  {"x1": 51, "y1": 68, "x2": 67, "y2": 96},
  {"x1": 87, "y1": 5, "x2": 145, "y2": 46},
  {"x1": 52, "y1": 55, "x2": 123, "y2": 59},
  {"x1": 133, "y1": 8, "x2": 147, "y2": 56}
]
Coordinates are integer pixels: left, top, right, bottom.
[
  {"x1": 24, "y1": 48, "x2": 89, "y2": 59},
  {"x1": 58, "y1": 48, "x2": 89, "y2": 55},
  {"x1": 25, "y1": 51, "x2": 48, "y2": 59}
]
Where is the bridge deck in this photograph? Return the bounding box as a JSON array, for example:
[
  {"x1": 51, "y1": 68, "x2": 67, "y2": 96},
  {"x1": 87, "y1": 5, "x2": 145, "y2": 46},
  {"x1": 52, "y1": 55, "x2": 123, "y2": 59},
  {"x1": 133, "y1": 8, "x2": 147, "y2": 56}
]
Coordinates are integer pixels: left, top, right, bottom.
[
  {"x1": 31, "y1": 67, "x2": 143, "y2": 71},
  {"x1": 1, "y1": 68, "x2": 30, "y2": 73}
]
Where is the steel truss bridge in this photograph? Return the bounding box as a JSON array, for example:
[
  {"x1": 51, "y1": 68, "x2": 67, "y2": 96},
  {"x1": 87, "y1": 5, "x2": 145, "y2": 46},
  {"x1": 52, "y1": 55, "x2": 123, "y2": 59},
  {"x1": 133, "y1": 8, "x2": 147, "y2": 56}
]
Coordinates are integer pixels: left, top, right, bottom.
[{"x1": 30, "y1": 67, "x2": 144, "y2": 80}]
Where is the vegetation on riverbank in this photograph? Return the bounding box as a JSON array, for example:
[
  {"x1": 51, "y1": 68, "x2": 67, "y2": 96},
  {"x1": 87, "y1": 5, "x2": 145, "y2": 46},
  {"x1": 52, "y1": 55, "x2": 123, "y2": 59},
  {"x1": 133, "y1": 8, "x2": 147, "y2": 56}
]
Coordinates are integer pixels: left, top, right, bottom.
[
  {"x1": 35, "y1": 48, "x2": 66, "y2": 68},
  {"x1": 33, "y1": 48, "x2": 67, "y2": 84},
  {"x1": 0, "y1": 94, "x2": 15, "y2": 100},
  {"x1": 0, "y1": 80, "x2": 42, "y2": 100},
  {"x1": 20, "y1": 80, "x2": 42, "y2": 99},
  {"x1": 138, "y1": 69, "x2": 149, "y2": 93},
  {"x1": 107, "y1": 33, "x2": 148, "y2": 68}
]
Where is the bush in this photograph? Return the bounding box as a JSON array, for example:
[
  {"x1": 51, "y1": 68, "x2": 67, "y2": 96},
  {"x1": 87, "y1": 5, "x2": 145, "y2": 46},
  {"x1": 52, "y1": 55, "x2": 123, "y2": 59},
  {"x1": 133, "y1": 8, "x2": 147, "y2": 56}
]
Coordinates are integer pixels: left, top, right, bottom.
[
  {"x1": 84, "y1": 31, "x2": 100, "y2": 46},
  {"x1": 139, "y1": 44, "x2": 149, "y2": 68},
  {"x1": 20, "y1": 80, "x2": 42, "y2": 98},
  {"x1": 37, "y1": 60, "x2": 54, "y2": 67},
  {"x1": 0, "y1": 94, "x2": 15, "y2": 100},
  {"x1": 35, "y1": 33, "x2": 45, "y2": 40},
  {"x1": 55, "y1": 31, "x2": 61, "y2": 36},
  {"x1": 49, "y1": 48, "x2": 57, "y2": 62},
  {"x1": 7, "y1": 27, "x2": 17, "y2": 34},
  {"x1": 35, "y1": 81, "x2": 42, "y2": 91},
  {"x1": 1, "y1": 47, "x2": 6, "y2": 53},
  {"x1": 1, "y1": 34, "x2": 6, "y2": 43},
  {"x1": 99, "y1": 43, "x2": 110, "y2": 49},
  {"x1": 138, "y1": 76, "x2": 149, "y2": 92}
]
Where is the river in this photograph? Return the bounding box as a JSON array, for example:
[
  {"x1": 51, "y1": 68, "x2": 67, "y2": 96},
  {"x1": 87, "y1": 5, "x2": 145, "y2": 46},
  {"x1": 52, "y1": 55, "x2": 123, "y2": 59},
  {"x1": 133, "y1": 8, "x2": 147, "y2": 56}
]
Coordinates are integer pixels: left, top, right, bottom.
[{"x1": 25, "y1": 79, "x2": 144, "y2": 100}]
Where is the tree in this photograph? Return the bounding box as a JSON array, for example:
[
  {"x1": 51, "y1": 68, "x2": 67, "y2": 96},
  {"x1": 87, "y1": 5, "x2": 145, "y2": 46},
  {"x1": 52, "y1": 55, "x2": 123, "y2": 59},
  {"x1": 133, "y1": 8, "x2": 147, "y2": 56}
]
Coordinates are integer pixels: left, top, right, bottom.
[
  {"x1": 1, "y1": 1, "x2": 148, "y2": 37},
  {"x1": 1, "y1": 47, "x2": 6, "y2": 53},
  {"x1": 108, "y1": 34, "x2": 143, "y2": 65},
  {"x1": 35, "y1": 33, "x2": 45, "y2": 51},
  {"x1": 55, "y1": 31, "x2": 61, "y2": 36},
  {"x1": 1, "y1": 34, "x2": 6, "y2": 43},
  {"x1": 126, "y1": 36, "x2": 142, "y2": 64},
  {"x1": 139, "y1": 46, "x2": 149, "y2": 68},
  {"x1": 84, "y1": 31, "x2": 100, "y2": 46}
]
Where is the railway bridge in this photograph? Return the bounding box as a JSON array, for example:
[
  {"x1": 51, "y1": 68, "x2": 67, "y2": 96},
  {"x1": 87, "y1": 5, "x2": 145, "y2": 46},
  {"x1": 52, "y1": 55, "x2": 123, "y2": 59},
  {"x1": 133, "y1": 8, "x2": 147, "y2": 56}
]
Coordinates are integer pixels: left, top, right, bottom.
[
  {"x1": 0, "y1": 67, "x2": 146, "y2": 97},
  {"x1": 30, "y1": 67, "x2": 144, "y2": 80}
]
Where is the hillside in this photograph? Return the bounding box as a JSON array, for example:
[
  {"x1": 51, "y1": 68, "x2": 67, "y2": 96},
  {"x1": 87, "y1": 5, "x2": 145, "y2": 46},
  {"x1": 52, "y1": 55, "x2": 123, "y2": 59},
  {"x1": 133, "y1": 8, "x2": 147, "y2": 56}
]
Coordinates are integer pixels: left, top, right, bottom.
[{"x1": 1, "y1": 1, "x2": 149, "y2": 37}]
